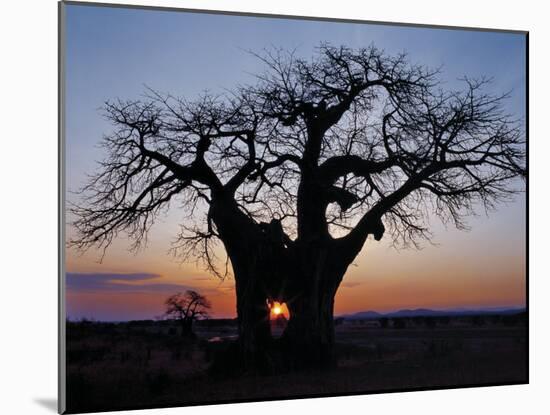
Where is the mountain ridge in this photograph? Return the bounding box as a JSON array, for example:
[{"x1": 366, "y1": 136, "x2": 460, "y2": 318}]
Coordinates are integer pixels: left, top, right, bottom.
[{"x1": 339, "y1": 307, "x2": 526, "y2": 319}]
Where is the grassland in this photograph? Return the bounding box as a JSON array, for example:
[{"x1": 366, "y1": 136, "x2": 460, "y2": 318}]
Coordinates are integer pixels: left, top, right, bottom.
[{"x1": 65, "y1": 315, "x2": 527, "y2": 413}]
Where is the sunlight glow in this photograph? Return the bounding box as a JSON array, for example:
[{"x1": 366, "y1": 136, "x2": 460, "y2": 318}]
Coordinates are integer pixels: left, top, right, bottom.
[{"x1": 268, "y1": 301, "x2": 290, "y2": 320}]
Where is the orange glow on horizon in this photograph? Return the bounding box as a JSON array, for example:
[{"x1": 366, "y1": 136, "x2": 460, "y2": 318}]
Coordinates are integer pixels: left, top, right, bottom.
[{"x1": 65, "y1": 202, "x2": 526, "y2": 321}]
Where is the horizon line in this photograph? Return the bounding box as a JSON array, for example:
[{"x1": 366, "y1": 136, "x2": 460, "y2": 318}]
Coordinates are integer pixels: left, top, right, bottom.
[{"x1": 66, "y1": 304, "x2": 526, "y2": 323}]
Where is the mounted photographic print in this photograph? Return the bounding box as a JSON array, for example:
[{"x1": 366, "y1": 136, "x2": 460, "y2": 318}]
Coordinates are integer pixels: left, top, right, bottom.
[{"x1": 59, "y1": 1, "x2": 528, "y2": 413}]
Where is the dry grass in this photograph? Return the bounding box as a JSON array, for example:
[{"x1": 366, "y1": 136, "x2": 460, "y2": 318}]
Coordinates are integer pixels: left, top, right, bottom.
[{"x1": 65, "y1": 320, "x2": 527, "y2": 413}]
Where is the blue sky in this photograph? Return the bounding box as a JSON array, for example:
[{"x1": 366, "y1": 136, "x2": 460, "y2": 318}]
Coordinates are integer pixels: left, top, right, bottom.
[
  {"x1": 64, "y1": 3, "x2": 526, "y2": 320},
  {"x1": 65, "y1": 4, "x2": 526, "y2": 192}
]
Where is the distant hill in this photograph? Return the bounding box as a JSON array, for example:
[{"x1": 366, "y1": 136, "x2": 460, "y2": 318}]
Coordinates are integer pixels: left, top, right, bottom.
[
  {"x1": 340, "y1": 307, "x2": 526, "y2": 320},
  {"x1": 341, "y1": 311, "x2": 383, "y2": 319}
]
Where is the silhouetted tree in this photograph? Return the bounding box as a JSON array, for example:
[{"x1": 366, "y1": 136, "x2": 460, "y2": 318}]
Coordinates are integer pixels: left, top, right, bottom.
[
  {"x1": 163, "y1": 291, "x2": 211, "y2": 337},
  {"x1": 70, "y1": 44, "x2": 526, "y2": 370}
]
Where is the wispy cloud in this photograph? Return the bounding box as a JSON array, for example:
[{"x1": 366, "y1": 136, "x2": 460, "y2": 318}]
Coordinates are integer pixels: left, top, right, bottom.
[
  {"x1": 341, "y1": 281, "x2": 362, "y2": 288},
  {"x1": 66, "y1": 272, "x2": 196, "y2": 294}
]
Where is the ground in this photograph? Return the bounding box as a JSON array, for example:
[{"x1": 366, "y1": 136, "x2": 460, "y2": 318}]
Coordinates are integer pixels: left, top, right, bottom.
[{"x1": 65, "y1": 315, "x2": 527, "y2": 413}]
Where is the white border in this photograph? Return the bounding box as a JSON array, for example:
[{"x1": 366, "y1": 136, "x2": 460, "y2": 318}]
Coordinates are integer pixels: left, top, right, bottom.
[{"x1": 2, "y1": 1, "x2": 547, "y2": 414}]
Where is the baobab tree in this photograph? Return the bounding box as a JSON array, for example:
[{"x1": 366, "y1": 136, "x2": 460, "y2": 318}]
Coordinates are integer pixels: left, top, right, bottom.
[
  {"x1": 163, "y1": 290, "x2": 211, "y2": 337},
  {"x1": 70, "y1": 44, "x2": 526, "y2": 370}
]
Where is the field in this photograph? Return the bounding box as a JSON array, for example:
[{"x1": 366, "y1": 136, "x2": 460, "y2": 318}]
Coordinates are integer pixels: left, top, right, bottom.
[{"x1": 65, "y1": 315, "x2": 527, "y2": 413}]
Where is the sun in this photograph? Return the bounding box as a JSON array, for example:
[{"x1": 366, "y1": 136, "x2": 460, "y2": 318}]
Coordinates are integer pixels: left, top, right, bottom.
[{"x1": 268, "y1": 300, "x2": 289, "y2": 320}]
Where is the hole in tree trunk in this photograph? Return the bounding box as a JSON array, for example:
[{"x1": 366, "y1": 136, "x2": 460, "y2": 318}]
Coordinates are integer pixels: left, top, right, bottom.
[{"x1": 267, "y1": 300, "x2": 289, "y2": 338}]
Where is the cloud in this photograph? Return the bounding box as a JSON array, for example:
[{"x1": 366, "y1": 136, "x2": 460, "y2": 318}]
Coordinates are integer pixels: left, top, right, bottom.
[
  {"x1": 341, "y1": 281, "x2": 362, "y2": 288},
  {"x1": 66, "y1": 272, "x2": 196, "y2": 294}
]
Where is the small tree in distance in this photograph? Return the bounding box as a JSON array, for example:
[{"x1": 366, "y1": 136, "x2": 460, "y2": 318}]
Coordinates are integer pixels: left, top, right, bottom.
[{"x1": 163, "y1": 290, "x2": 211, "y2": 337}]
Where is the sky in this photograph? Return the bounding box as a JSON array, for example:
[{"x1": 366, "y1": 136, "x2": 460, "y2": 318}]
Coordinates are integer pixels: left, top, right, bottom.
[{"x1": 63, "y1": 3, "x2": 527, "y2": 321}]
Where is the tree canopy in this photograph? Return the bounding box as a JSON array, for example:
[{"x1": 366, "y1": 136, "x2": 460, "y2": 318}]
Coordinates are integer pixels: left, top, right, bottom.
[
  {"x1": 71, "y1": 44, "x2": 526, "y2": 274},
  {"x1": 163, "y1": 290, "x2": 211, "y2": 322}
]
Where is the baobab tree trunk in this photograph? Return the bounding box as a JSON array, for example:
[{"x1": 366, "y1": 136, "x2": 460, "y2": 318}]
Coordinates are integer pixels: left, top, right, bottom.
[
  {"x1": 281, "y1": 243, "x2": 346, "y2": 370},
  {"x1": 283, "y1": 287, "x2": 338, "y2": 369},
  {"x1": 210, "y1": 200, "x2": 285, "y2": 372},
  {"x1": 232, "y1": 235, "x2": 291, "y2": 371},
  {"x1": 212, "y1": 197, "x2": 350, "y2": 372},
  {"x1": 234, "y1": 267, "x2": 272, "y2": 371}
]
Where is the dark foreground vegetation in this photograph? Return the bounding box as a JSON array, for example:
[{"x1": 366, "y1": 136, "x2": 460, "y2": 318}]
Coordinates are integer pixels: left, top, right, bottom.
[{"x1": 66, "y1": 313, "x2": 527, "y2": 413}]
